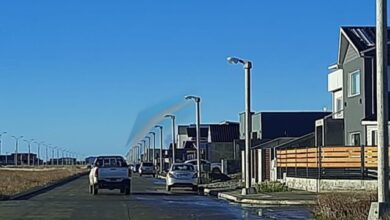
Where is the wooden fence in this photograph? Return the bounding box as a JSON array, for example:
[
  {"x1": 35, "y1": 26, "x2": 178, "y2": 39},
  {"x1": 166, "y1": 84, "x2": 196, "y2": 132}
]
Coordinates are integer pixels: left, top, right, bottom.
[{"x1": 276, "y1": 146, "x2": 388, "y2": 179}]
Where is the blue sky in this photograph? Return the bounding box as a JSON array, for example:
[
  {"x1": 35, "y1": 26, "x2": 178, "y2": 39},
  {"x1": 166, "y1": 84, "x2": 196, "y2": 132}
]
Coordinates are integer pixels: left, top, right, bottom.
[{"x1": 0, "y1": 1, "x2": 382, "y2": 157}]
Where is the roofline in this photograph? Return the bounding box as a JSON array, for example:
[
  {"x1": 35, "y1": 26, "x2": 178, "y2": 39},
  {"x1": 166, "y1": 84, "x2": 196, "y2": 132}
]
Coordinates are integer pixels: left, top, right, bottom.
[{"x1": 338, "y1": 28, "x2": 361, "y2": 64}]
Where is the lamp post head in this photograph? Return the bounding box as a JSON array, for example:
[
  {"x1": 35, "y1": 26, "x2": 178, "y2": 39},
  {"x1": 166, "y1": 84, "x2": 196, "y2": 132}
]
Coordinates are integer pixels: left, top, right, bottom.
[
  {"x1": 165, "y1": 114, "x2": 175, "y2": 119},
  {"x1": 227, "y1": 56, "x2": 241, "y2": 64},
  {"x1": 227, "y1": 56, "x2": 252, "y2": 68},
  {"x1": 185, "y1": 95, "x2": 201, "y2": 102},
  {"x1": 149, "y1": 131, "x2": 155, "y2": 136},
  {"x1": 155, "y1": 125, "x2": 163, "y2": 129}
]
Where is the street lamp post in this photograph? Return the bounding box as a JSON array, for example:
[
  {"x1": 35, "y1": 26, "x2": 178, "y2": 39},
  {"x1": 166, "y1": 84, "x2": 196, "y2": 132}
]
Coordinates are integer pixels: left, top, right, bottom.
[
  {"x1": 0, "y1": 132, "x2": 7, "y2": 155},
  {"x1": 11, "y1": 136, "x2": 23, "y2": 166},
  {"x1": 185, "y1": 96, "x2": 202, "y2": 184},
  {"x1": 33, "y1": 141, "x2": 43, "y2": 166},
  {"x1": 155, "y1": 125, "x2": 164, "y2": 174},
  {"x1": 141, "y1": 140, "x2": 146, "y2": 162},
  {"x1": 145, "y1": 136, "x2": 151, "y2": 162},
  {"x1": 56, "y1": 147, "x2": 60, "y2": 166},
  {"x1": 149, "y1": 132, "x2": 156, "y2": 165},
  {"x1": 227, "y1": 56, "x2": 255, "y2": 195},
  {"x1": 23, "y1": 139, "x2": 34, "y2": 166},
  {"x1": 51, "y1": 146, "x2": 56, "y2": 166},
  {"x1": 165, "y1": 115, "x2": 176, "y2": 165}
]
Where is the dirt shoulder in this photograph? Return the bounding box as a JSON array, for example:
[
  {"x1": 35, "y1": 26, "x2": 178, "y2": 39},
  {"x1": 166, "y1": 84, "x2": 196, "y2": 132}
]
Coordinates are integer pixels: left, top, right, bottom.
[{"x1": 0, "y1": 167, "x2": 88, "y2": 198}]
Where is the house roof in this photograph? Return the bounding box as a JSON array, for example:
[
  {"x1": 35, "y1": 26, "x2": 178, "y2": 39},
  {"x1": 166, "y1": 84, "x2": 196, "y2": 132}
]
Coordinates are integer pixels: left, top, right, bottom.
[
  {"x1": 340, "y1": 26, "x2": 390, "y2": 54},
  {"x1": 209, "y1": 124, "x2": 239, "y2": 142}
]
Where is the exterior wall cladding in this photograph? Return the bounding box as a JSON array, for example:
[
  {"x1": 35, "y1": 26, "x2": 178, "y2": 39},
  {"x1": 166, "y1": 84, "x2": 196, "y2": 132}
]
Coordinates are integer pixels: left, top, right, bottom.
[
  {"x1": 343, "y1": 56, "x2": 366, "y2": 145},
  {"x1": 240, "y1": 112, "x2": 331, "y2": 140}
]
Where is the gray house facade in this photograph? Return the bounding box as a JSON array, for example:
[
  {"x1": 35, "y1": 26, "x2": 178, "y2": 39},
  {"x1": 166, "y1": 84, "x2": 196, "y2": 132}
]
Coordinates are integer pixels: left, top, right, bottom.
[{"x1": 323, "y1": 27, "x2": 390, "y2": 146}]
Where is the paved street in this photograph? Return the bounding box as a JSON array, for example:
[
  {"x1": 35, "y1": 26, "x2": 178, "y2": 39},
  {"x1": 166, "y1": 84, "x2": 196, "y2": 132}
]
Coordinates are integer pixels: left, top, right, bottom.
[{"x1": 0, "y1": 175, "x2": 312, "y2": 220}]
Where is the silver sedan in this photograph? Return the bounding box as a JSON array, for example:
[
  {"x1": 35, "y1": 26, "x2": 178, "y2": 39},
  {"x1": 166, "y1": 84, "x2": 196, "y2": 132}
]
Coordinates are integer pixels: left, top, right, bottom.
[{"x1": 166, "y1": 163, "x2": 198, "y2": 191}]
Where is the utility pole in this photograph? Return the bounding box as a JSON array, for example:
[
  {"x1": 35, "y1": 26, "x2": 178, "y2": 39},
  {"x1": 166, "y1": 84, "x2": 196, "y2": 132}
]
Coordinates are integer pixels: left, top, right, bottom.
[
  {"x1": 11, "y1": 136, "x2": 23, "y2": 166},
  {"x1": 155, "y1": 125, "x2": 164, "y2": 174},
  {"x1": 149, "y1": 132, "x2": 156, "y2": 165},
  {"x1": 185, "y1": 96, "x2": 202, "y2": 184},
  {"x1": 369, "y1": 0, "x2": 390, "y2": 218},
  {"x1": 165, "y1": 115, "x2": 176, "y2": 165},
  {"x1": 145, "y1": 136, "x2": 151, "y2": 162},
  {"x1": 227, "y1": 56, "x2": 255, "y2": 195}
]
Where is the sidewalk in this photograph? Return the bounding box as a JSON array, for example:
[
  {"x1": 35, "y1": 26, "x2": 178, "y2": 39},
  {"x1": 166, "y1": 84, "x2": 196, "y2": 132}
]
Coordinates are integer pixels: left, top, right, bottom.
[{"x1": 204, "y1": 188, "x2": 317, "y2": 206}]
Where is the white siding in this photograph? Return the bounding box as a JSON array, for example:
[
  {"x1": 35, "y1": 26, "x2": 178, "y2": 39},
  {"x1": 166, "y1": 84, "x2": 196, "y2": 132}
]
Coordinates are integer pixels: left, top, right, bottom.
[{"x1": 328, "y1": 69, "x2": 343, "y2": 92}]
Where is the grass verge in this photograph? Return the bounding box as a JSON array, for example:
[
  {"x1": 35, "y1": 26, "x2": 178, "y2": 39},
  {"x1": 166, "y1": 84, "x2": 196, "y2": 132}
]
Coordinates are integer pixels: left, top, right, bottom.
[
  {"x1": 314, "y1": 192, "x2": 380, "y2": 220},
  {"x1": 0, "y1": 167, "x2": 86, "y2": 198}
]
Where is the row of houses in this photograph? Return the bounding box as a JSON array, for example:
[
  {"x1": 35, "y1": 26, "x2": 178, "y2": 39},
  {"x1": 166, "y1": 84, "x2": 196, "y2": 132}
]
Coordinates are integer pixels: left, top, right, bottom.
[
  {"x1": 0, "y1": 153, "x2": 77, "y2": 166},
  {"x1": 157, "y1": 26, "x2": 389, "y2": 191}
]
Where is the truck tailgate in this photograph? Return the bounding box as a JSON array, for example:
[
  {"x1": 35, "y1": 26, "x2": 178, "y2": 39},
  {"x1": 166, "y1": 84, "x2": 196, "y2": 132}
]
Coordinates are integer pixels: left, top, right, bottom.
[{"x1": 98, "y1": 167, "x2": 128, "y2": 179}]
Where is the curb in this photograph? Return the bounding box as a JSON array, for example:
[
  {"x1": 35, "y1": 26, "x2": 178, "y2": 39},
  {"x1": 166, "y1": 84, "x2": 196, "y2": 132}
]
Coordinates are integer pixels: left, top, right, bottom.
[
  {"x1": 217, "y1": 192, "x2": 316, "y2": 205},
  {"x1": 2, "y1": 171, "x2": 89, "y2": 201},
  {"x1": 202, "y1": 187, "x2": 316, "y2": 206}
]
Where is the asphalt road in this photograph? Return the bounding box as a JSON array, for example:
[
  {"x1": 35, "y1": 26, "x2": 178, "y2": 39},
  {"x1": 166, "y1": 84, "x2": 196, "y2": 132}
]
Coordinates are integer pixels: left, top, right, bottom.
[{"x1": 0, "y1": 175, "x2": 312, "y2": 220}]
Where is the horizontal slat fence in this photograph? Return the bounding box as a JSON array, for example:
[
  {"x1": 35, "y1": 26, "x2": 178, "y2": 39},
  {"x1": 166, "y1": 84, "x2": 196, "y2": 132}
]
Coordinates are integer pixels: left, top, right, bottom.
[{"x1": 276, "y1": 146, "x2": 389, "y2": 179}]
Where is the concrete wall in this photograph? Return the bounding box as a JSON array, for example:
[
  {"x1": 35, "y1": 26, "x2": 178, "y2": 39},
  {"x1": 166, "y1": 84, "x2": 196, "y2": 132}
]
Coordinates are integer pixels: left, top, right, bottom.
[{"x1": 282, "y1": 177, "x2": 377, "y2": 192}]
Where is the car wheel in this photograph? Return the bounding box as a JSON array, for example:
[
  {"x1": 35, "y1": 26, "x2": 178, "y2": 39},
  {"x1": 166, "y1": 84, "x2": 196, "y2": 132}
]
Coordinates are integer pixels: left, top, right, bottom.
[{"x1": 166, "y1": 185, "x2": 171, "y2": 192}]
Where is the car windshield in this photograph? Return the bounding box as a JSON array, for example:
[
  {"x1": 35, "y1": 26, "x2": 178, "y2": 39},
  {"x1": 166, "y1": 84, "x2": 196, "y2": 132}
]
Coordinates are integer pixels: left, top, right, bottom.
[{"x1": 172, "y1": 164, "x2": 194, "y2": 171}]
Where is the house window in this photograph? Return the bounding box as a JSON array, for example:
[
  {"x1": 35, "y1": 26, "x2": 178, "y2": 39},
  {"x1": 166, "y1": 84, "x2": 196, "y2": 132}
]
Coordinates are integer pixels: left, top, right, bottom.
[
  {"x1": 350, "y1": 132, "x2": 361, "y2": 146},
  {"x1": 349, "y1": 70, "x2": 361, "y2": 97}
]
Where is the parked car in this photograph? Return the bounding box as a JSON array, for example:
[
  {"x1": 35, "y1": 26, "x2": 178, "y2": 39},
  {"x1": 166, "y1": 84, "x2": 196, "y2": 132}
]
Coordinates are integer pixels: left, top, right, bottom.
[
  {"x1": 184, "y1": 159, "x2": 221, "y2": 174},
  {"x1": 166, "y1": 163, "x2": 197, "y2": 191},
  {"x1": 139, "y1": 162, "x2": 155, "y2": 177},
  {"x1": 89, "y1": 156, "x2": 131, "y2": 195}
]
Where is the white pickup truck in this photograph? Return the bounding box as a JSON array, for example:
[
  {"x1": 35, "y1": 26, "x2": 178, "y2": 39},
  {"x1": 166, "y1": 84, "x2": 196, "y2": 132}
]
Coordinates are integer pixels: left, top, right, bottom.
[{"x1": 89, "y1": 156, "x2": 131, "y2": 195}]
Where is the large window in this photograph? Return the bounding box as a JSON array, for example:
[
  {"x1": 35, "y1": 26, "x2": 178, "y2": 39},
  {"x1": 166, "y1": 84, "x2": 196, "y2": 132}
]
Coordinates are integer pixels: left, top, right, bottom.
[{"x1": 349, "y1": 70, "x2": 361, "y2": 97}]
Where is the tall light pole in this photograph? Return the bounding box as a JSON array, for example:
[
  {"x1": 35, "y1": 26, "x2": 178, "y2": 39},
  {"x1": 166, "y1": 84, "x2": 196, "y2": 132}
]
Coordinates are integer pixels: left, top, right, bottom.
[
  {"x1": 155, "y1": 125, "x2": 164, "y2": 174},
  {"x1": 51, "y1": 146, "x2": 56, "y2": 166},
  {"x1": 165, "y1": 114, "x2": 176, "y2": 165},
  {"x1": 185, "y1": 95, "x2": 202, "y2": 183},
  {"x1": 33, "y1": 141, "x2": 43, "y2": 166},
  {"x1": 369, "y1": 0, "x2": 390, "y2": 218},
  {"x1": 145, "y1": 136, "x2": 151, "y2": 162},
  {"x1": 23, "y1": 139, "x2": 34, "y2": 166},
  {"x1": 45, "y1": 144, "x2": 49, "y2": 166},
  {"x1": 0, "y1": 132, "x2": 7, "y2": 155},
  {"x1": 149, "y1": 132, "x2": 156, "y2": 165},
  {"x1": 56, "y1": 147, "x2": 60, "y2": 166},
  {"x1": 11, "y1": 136, "x2": 23, "y2": 166},
  {"x1": 141, "y1": 140, "x2": 146, "y2": 162},
  {"x1": 227, "y1": 56, "x2": 254, "y2": 195}
]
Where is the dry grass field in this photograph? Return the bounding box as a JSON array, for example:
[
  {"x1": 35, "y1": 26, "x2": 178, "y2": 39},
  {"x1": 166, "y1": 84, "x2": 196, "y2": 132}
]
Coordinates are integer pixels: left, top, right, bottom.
[{"x1": 0, "y1": 167, "x2": 87, "y2": 198}]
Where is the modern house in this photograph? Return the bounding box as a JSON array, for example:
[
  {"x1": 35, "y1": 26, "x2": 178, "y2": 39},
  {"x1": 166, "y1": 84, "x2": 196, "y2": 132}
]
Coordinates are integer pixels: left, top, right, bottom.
[
  {"x1": 239, "y1": 111, "x2": 331, "y2": 183},
  {"x1": 319, "y1": 26, "x2": 390, "y2": 147},
  {"x1": 174, "y1": 122, "x2": 240, "y2": 163}
]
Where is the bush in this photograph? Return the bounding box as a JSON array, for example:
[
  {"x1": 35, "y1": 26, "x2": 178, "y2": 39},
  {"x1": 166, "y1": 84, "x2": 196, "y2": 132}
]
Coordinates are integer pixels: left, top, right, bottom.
[
  {"x1": 255, "y1": 181, "x2": 290, "y2": 193},
  {"x1": 314, "y1": 192, "x2": 379, "y2": 220}
]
